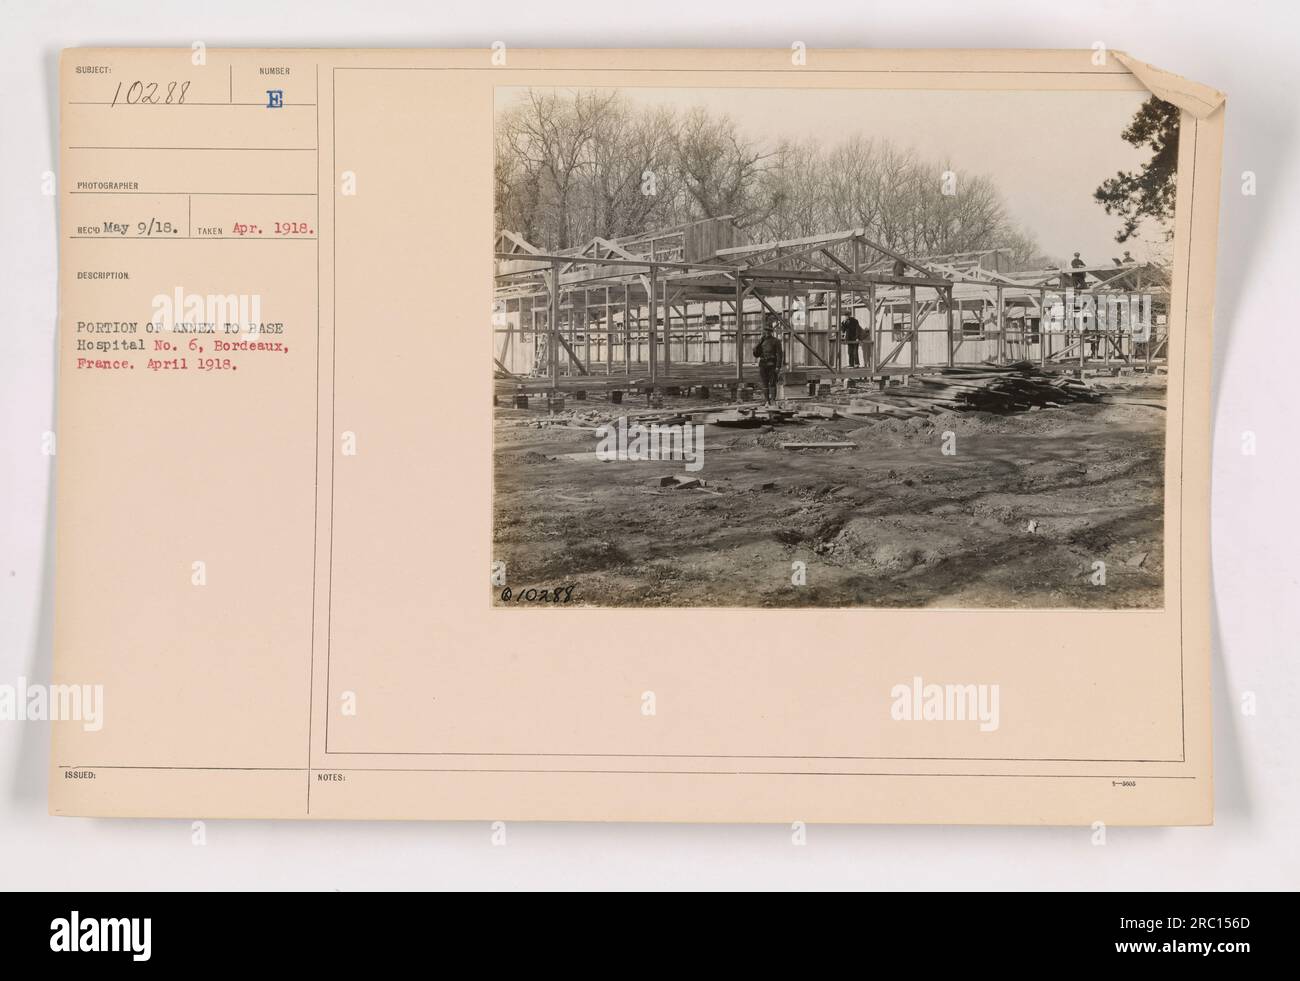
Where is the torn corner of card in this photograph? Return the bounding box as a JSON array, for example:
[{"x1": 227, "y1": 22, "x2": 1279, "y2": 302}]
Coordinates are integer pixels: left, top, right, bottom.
[{"x1": 50, "y1": 47, "x2": 1222, "y2": 825}]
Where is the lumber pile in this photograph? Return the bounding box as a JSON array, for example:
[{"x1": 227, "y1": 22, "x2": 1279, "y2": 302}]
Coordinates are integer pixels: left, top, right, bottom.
[
  {"x1": 704, "y1": 407, "x2": 797, "y2": 427},
  {"x1": 874, "y1": 363, "x2": 1100, "y2": 414}
]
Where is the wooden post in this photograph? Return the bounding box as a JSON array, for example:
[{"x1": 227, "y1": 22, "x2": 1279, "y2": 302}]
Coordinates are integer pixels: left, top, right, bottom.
[
  {"x1": 909, "y1": 285, "x2": 918, "y2": 372},
  {"x1": 604, "y1": 286, "x2": 612, "y2": 374},
  {"x1": 735, "y1": 279, "x2": 745, "y2": 385},
  {"x1": 661, "y1": 277, "x2": 671, "y2": 382},
  {"x1": 528, "y1": 298, "x2": 536, "y2": 373},
  {"x1": 1040, "y1": 288, "x2": 1047, "y2": 367},
  {"x1": 955, "y1": 297, "x2": 962, "y2": 365},
  {"x1": 834, "y1": 284, "x2": 843, "y2": 372},
  {"x1": 715, "y1": 299, "x2": 722, "y2": 367},
  {"x1": 1078, "y1": 290, "x2": 1086, "y2": 372},
  {"x1": 581, "y1": 289, "x2": 590, "y2": 372},
  {"x1": 786, "y1": 284, "x2": 795, "y2": 369},
  {"x1": 1101, "y1": 292, "x2": 1111, "y2": 367},
  {"x1": 711, "y1": 299, "x2": 716, "y2": 365},
  {"x1": 681, "y1": 297, "x2": 688, "y2": 364},
  {"x1": 565, "y1": 287, "x2": 574, "y2": 377},
  {"x1": 868, "y1": 282, "x2": 878, "y2": 375},
  {"x1": 677, "y1": 296, "x2": 685, "y2": 365},
  {"x1": 548, "y1": 261, "x2": 561, "y2": 391},
  {"x1": 947, "y1": 286, "x2": 955, "y2": 367},
  {"x1": 648, "y1": 264, "x2": 658, "y2": 386},
  {"x1": 996, "y1": 284, "x2": 1005, "y2": 365}
]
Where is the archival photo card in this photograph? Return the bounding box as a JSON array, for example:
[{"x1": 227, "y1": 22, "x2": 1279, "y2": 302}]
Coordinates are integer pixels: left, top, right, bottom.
[
  {"x1": 493, "y1": 85, "x2": 1176, "y2": 610},
  {"x1": 50, "y1": 48, "x2": 1220, "y2": 825}
]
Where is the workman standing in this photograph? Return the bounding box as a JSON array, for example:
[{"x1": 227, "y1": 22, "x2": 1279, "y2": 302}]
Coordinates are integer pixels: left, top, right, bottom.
[
  {"x1": 753, "y1": 320, "x2": 785, "y2": 406},
  {"x1": 841, "y1": 314, "x2": 863, "y2": 368}
]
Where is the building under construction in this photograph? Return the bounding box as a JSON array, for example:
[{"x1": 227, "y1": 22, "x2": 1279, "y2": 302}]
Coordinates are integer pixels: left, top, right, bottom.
[{"x1": 494, "y1": 217, "x2": 1169, "y2": 402}]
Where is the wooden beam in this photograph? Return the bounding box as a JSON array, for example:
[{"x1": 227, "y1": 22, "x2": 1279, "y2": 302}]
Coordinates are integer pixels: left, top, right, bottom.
[
  {"x1": 554, "y1": 332, "x2": 589, "y2": 375},
  {"x1": 750, "y1": 291, "x2": 834, "y2": 373}
]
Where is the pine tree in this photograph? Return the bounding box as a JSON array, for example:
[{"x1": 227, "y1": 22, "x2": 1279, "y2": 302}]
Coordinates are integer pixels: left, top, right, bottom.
[{"x1": 1094, "y1": 97, "x2": 1180, "y2": 243}]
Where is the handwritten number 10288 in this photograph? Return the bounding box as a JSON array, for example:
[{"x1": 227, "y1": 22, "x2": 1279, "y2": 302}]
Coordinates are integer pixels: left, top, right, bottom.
[{"x1": 110, "y1": 81, "x2": 190, "y2": 107}]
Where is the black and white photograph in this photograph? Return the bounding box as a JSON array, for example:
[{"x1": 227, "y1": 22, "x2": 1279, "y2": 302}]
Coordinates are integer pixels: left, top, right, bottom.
[{"x1": 493, "y1": 85, "x2": 1176, "y2": 608}]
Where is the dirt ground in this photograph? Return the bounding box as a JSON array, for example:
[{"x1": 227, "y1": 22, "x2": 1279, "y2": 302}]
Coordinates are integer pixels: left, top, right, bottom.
[{"x1": 492, "y1": 375, "x2": 1167, "y2": 608}]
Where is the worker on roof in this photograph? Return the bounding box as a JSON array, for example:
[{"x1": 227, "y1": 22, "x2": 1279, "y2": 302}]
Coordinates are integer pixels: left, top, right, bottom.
[
  {"x1": 1122, "y1": 250, "x2": 1136, "y2": 264},
  {"x1": 753, "y1": 320, "x2": 785, "y2": 407},
  {"x1": 1070, "y1": 252, "x2": 1088, "y2": 291}
]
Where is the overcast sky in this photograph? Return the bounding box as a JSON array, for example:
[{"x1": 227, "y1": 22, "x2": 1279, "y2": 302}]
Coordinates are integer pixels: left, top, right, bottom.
[{"x1": 499, "y1": 86, "x2": 1160, "y2": 264}]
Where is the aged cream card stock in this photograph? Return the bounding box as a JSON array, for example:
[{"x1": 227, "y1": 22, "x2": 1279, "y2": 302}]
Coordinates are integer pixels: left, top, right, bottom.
[{"x1": 51, "y1": 48, "x2": 1222, "y2": 823}]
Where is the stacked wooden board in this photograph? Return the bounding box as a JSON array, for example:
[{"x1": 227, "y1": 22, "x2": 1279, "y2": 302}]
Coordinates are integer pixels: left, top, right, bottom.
[
  {"x1": 909, "y1": 363, "x2": 1100, "y2": 412},
  {"x1": 837, "y1": 362, "x2": 1101, "y2": 416}
]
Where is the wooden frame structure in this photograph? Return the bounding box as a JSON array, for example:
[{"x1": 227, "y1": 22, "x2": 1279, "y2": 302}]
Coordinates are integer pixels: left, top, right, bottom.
[{"x1": 494, "y1": 218, "x2": 1170, "y2": 395}]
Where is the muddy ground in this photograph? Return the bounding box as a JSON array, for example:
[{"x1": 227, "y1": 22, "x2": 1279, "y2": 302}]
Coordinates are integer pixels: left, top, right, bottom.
[{"x1": 492, "y1": 376, "x2": 1166, "y2": 608}]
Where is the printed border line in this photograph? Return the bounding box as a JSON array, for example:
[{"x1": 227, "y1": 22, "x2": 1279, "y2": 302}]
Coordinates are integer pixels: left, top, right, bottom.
[
  {"x1": 322, "y1": 751, "x2": 1188, "y2": 762},
  {"x1": 1177, "y1": 117, "x2": 1199, "y2": 764},
  {"x1": 307, "y1": 62, "x2": 321, "y2": 814},
  {"x1": 334, "y1": 67, "x2": 1133, "y2": 75},
  {"x1": 58, "y1": 765, "x2": 1196, "y2": 780}
]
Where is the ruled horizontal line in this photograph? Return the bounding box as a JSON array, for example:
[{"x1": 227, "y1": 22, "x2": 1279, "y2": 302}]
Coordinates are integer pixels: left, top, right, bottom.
[
  {"x1": 68, "y1": 146, "x2": 318, "y2": 151},
  {"x1": 68, "y1": 235, "x2": 317, "y2": 241},
  {"x1": 70, "y1": 191, "x2": 317, "y2": 196},
  {"x1": 69, "y1": 101, "x2": 316, "y2": 107},
  {"x1": 334, "y1": 66, "x2": 1133, "y2": 75},
  {"x1": 56, "y1": 764, "x2": 1198, "y2": 779},
  {"x1": 328, "y1": 750, "x2": 1190, "y2": 763}
]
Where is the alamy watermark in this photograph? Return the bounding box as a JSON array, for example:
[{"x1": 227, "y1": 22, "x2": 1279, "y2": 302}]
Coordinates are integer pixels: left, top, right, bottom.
[
  {"x1": 890, "y1": 676, "x2": 1000, "y2": 732},
  {"x1": 0, "y1": 677, "x2": 103, "y2": 731},
  {"x1": 150, "y1": 286, "x2": 265, "y2": 333},
  {"x1": 595, "y1": 416, "x2": 705, "y2": 472},
  {"x1": 1042, "y1": 289, "x2": 1154, "y2": 338},
  {"x1": 50, "y1": 911, "x2": 150, "y2": 961}
]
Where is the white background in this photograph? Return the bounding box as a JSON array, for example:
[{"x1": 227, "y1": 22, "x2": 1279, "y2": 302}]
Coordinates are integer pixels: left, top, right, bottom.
[{"x1": 2, "y1": 0, "x2": 1297, "y2": 890}]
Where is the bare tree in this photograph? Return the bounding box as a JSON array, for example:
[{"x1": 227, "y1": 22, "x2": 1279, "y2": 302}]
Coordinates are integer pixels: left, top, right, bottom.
[
  {"x1": 672, "y1": 107, "x2": 772, "y2": 228},
  {"x1": 495, "y1": 90, "x2": 1045, "y2": 266},
  {"x1": 579, "y1": 102, "x2": 680, "y2": 241},
  {"x1": 756, "y1": 140, "x2": 828, "y2": 240},
  {"x1": 495, "y1": 89, "x2": 621, "y2": 249}
]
